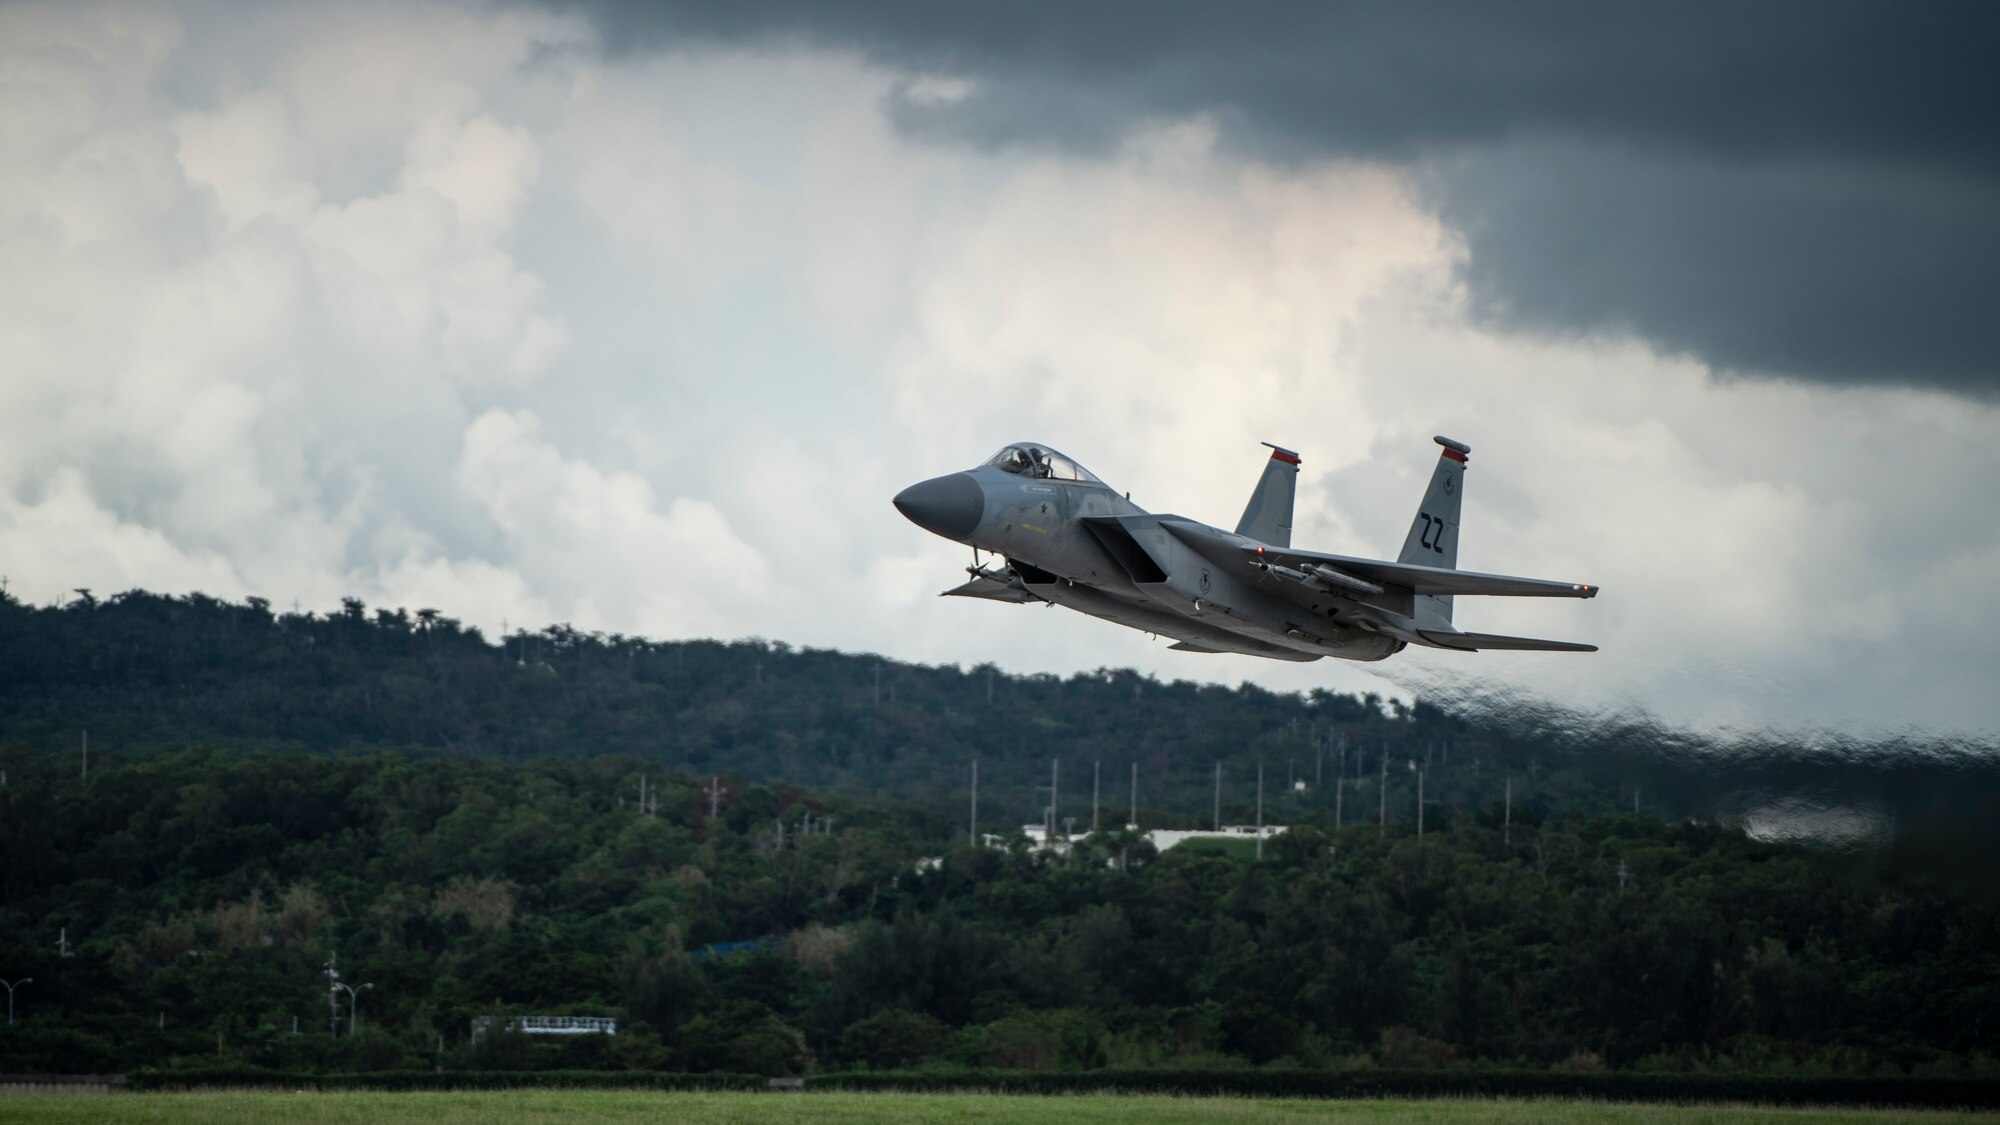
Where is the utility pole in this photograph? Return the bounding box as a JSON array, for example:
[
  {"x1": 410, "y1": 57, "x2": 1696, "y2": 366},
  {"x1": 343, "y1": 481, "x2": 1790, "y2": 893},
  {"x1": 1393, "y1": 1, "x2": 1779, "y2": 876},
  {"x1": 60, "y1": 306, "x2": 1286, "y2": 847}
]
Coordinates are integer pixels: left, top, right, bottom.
[
  {"x1": 1051, "y1": 759, "x2": 1060, "y2": 838},
  {"x1": 1336, "y1": 741, "x2": 1347, "y2": 828},
  {"x1": 705, "y1": 776, "x2": 723, "y2": 820},
  {"x1": 970, "y1": 759, "x2": 979, "y2": 844},
  {"x1": 1334, "y1": 758, "x2": 1343, "y2": 829},
  {"x1": 1213, "y1": 761, "x2": 1222, "y2": 831},
  {"x1": 1, "y1": 978, "x2": 29, "y2": 1026},
  {"x1": 1129, "y1": 761, "x2": 1138, "y2": 828},
  {"x1": 324, "y1": 953, "x2": 341, "y2": 1034},
  {"x1": 1255, "y1": 762, "x2": 1265, "y2": 860},
  {"x1": 1416, "y1": 764, "x2": 1425, "y2": 838},
  {"x1": 1092, "y1": 760, "x2": 1100, "y2": 833}
]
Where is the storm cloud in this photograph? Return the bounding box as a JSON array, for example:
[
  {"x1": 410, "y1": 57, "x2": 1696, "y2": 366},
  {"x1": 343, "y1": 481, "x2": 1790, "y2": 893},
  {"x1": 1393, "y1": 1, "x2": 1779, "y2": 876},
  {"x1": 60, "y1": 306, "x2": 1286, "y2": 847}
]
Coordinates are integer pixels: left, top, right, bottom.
[
  {"x1": 5, "y1": 1, "x2": 1998, "y2": 739},
  {"x1": 558, "y1": 0, "x2": 2000, "y2": 396}
]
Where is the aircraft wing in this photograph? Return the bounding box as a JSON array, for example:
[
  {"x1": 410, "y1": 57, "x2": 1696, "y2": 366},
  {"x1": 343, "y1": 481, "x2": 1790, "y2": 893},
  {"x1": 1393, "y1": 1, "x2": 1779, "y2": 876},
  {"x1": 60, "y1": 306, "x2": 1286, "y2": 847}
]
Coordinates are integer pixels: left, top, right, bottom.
[
  {"x1": 941, "y1": 574, "x2": 1042, "y2": 603},
  {"x1": 1245, "y1": 545, "x2": 1599, "y2": 599}
]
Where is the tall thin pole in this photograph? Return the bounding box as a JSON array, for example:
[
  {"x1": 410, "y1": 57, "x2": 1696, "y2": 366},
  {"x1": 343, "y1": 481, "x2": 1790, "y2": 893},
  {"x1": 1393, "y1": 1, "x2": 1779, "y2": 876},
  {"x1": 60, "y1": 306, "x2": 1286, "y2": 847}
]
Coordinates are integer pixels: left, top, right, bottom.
[
  {"x1": 1417, "y1": 768, "x2": 1425, "y2": 838},
  {"x1": 1051, "y1": 759, "x2": 1059, "y2": 837},
  {"x1": 970, "y1": 759, "x2": 979, "y2": 844},
  {"x1": 1316, "y1": 736, "x2": 1324, "y2": 787},
  {"x1": 1336, "y1": 742, "x2": 1346, "y2": 829},
  {"x1": 1129, "y1": 761, "x2": 1138, "y2": 828},
  {"x1": 1092, "y1": 760, "x2": 1100, "y2": 833},
  {"x1": 1213, "y1": 761, "x2": 1222, "y2": 830},
  {"x1": 1, "y1": 978, "x2": 28, "y2": 1026},
  {"x1": 1256, "y1": 762, "x2": 1265, "y2": 860},
  {"x1": 1378, "y1": 748, "x2": 1387, "y2": 836},
  {"x1": 325, "y1": 953, "x2": 340, "y2": 1035}
]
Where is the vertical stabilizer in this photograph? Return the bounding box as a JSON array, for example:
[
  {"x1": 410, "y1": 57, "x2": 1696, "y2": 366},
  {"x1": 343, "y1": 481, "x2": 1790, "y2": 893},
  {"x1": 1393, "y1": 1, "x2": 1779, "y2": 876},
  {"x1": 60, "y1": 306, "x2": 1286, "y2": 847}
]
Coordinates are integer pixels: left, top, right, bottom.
[
  {"x1": 1235, "y1": 443, "x2": 1300, "y2": 547},
  {"x1": 1397, "y1": 436, "x2": 1469, "y2": 626}
]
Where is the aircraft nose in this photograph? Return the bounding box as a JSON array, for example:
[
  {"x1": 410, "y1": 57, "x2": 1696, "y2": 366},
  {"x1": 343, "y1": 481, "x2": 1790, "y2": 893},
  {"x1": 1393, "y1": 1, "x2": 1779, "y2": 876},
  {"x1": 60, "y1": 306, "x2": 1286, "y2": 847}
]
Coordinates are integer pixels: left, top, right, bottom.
[{"x1": 893, "y1": 472, "x2": 984, "y2": 540}]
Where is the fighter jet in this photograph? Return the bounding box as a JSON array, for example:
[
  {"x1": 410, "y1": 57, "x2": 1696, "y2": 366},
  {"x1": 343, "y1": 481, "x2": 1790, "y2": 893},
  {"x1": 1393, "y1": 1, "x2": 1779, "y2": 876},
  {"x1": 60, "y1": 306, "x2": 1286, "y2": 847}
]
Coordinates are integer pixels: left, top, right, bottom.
[{"x1": 892, "y1": 438, "x2": 1598, "y2": 662}]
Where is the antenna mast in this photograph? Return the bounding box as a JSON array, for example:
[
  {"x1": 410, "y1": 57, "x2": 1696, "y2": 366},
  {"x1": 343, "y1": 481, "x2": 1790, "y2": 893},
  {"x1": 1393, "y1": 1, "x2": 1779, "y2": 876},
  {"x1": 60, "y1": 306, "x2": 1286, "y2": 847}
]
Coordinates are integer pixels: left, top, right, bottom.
[
  {"x1": 1213, "y1": 761, "x2": 1222, "y2": 831},
  {"x1": 1335, "y1": 740, "x2": 1345, "y2": 829},
  {"x1": 1050, "y1": 759, "x2": 1059, "y2": 838},
  {"x1": 1255, "y1": 762, "x2": 1265, "y2": 860},
  {"x1": 1378, "y1": 746, "x2": 1387, "y2": 836},
  {"x1": 1091, "y1": 760, "x2": 1100, "y2": 833}
]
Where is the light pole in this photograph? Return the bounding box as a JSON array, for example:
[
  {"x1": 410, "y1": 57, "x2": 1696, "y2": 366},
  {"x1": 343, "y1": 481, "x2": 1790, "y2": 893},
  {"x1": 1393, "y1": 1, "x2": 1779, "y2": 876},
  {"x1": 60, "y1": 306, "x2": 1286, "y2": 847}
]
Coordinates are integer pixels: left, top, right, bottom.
[
  {"x1": 1, "y1": 978, "x2": 29, "y2": 1026},
  {"x1": 331, "y1": 981, "x2": 373, "y2": 1036}
]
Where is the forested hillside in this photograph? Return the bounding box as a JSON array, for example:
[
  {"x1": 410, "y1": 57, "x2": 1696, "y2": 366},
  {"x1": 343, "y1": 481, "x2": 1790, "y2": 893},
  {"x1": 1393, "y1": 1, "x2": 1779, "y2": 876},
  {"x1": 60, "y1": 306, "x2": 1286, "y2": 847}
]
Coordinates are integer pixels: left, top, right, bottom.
[
  {"x1": 3, "y1": 589, "x2": 1995, "y2": 851},
  {"x1": 0, "y1": 589, "x2": 1638, "y2": 828},
  {"x1": 3, "y1": 589, "x2": 1998, "y2": 1079},
  {"x1": 2, "y1": 749, "x2": 1996, "y2": 1077}
]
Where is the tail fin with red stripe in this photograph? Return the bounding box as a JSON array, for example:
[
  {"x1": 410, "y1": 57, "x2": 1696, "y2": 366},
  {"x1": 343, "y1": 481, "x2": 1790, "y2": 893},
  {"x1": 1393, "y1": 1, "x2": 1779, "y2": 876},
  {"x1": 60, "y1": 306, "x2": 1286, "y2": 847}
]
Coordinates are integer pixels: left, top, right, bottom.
[
  {"x1": 1398, "y1": 436, "x2": 1470, "y2": 627},
  {"x1": 1234, "y1": 442, "x2": 1299, "y2": 548}
]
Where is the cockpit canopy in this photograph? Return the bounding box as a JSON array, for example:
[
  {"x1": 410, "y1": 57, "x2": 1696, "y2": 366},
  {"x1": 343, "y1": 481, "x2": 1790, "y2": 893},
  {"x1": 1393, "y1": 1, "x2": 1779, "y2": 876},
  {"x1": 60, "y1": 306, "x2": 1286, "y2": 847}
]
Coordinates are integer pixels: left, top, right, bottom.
[{"x1": 984, "y1": 443, "x2": 1102, "y2": 483}]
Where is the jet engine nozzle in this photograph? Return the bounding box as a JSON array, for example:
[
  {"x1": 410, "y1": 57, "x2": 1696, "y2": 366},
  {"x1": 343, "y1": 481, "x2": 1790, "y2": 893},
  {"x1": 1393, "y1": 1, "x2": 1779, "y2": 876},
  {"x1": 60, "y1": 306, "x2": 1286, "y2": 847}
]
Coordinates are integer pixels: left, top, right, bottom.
[{"x1": 893, "y1": 473, "x2": 985, "y2": 541}]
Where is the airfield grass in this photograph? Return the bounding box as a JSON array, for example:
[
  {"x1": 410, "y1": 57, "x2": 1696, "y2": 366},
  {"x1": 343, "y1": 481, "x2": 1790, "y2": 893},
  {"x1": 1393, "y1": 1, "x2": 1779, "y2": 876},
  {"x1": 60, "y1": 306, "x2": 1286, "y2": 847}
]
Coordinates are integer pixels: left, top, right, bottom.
[{"x1": 1, "y1": 1090, "x2": 1995, "y2": 1125}]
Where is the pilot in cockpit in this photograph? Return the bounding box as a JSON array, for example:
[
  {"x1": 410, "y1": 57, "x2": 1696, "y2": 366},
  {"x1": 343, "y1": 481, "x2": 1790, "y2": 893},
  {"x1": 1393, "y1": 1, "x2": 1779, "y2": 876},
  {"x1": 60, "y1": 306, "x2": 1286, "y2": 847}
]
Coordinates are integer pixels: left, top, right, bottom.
[{"x1": 995, "y1": 446, "x2": 1051, "y2": 478}]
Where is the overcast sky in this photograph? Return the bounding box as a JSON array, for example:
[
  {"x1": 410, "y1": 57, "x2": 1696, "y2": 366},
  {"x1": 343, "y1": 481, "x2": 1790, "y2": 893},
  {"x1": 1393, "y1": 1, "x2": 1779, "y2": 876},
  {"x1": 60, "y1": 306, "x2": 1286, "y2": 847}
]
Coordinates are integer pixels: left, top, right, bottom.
[{"x1": 2, "y1": 1, "x2": 1996, "y2": 738}]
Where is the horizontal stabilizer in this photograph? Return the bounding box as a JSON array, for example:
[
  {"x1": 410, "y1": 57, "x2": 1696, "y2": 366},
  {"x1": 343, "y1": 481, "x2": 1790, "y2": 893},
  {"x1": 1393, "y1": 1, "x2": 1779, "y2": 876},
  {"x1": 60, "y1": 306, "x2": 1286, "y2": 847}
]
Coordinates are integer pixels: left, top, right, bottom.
[
  {"x1": 1421, "y1": 629, "x2": 1598, "y2": 652},
  {"x1": 1243, "y1": 542, "x2": 1599, "y2": 599},
  {"x1": 942, "y1": 575, "x2": 1040, "y2": 604},
  {"x1": 1167, "y1": 641, "x2": 1224, "y2": 653}
]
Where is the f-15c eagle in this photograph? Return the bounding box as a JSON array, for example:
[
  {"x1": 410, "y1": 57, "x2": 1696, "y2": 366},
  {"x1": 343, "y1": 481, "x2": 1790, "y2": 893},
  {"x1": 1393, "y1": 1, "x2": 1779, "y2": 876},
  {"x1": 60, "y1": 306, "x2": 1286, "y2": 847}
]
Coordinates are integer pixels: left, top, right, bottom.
[{"x1": 893, "y1": 437, "x2": 1598, "y2": 663}]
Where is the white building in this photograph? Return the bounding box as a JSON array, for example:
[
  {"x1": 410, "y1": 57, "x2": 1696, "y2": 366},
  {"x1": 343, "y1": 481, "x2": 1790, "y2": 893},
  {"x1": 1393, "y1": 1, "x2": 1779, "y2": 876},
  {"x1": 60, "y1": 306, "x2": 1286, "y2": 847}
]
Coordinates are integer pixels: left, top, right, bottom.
[
  {"x1": 472, "y1": 1014, "x2": 617, "y2": 1039},
  {"x1": 997, "y1": 823, "x2": 1286, "y2": 856}
]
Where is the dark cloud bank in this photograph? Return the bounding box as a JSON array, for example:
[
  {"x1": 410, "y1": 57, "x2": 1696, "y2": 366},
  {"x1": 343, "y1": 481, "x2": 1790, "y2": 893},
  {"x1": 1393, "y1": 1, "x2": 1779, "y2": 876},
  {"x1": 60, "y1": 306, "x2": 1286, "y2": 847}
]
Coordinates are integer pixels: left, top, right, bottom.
[{"x1": 559, "y1": 0, "x2": 2000, "y2": 396}]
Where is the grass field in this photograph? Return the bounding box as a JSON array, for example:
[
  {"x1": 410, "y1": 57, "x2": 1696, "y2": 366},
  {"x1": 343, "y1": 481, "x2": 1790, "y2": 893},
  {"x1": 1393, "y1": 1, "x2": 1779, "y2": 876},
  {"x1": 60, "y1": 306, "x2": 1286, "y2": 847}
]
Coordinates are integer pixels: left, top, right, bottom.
[{"x1": 1, "y1": 1091, "x2": 1995, "y2": 1124}]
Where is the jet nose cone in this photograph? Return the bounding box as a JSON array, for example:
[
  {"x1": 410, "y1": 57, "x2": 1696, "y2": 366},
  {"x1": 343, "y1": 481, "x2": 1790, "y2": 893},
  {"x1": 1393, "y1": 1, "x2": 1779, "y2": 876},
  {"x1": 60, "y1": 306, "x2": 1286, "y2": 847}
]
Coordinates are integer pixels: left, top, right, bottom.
[{"x1": 893, "y1": 472, "x2": 984, "y2": 540}]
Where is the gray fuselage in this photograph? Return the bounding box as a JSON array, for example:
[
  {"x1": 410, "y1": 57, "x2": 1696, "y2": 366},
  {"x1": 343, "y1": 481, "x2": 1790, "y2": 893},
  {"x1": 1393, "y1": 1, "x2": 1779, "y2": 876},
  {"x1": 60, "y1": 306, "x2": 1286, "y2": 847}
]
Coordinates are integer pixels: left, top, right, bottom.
[{"x1": 895, "y1": 460, "x2": 1404, "y2": 663}]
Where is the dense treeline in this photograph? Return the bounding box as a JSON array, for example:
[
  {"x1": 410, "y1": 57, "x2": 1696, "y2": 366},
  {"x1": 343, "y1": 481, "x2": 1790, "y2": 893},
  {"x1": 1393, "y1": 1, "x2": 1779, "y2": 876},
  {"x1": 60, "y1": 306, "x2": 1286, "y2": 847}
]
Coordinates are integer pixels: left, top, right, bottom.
[
  {"x1": 0, "y1": 588, "x2": 1639, "y2": 829},
  {"x1": 2, "y1": 749, "x2": 1995, "y2": 1077},
  {"x1": 3, "y1": 588, "x2": 1997, "y2": 1078}
]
